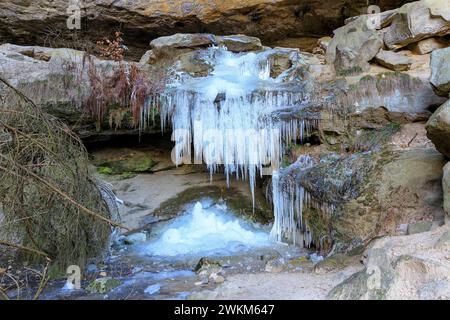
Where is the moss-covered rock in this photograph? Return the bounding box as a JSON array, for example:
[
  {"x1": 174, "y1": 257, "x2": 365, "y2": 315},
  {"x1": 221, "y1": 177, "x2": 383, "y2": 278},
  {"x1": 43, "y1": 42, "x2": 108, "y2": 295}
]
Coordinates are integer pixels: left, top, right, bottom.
[
  {"x1": 98, "y1": 156, "x2": 156, "y2": 174},
  {"x1": 407, "y1": 221, "x2": 433, "y2": 235},
  {"x1": 86, "y1": 277, "x2": 122, "y2": 294},
  {"x1": 298, "y1": 148, "x2": 446, "y2": 252},
  {"x1": 313, "y1": 253, "x2": 358, "y2": 274}
]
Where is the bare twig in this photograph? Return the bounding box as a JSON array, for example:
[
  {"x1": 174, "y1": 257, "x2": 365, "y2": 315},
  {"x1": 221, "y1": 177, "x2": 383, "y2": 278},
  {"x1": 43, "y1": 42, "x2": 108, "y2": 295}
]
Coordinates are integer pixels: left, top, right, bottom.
[
  {"x1": 0, "y1": 240, "x2": 50, "y2": 261},
  {"x1": 0, "y1": 287, "x2": 9, "y2": 300},
  {"x1": 4, "y1": 272, "x2": 21, "y2": 300},
  {"x1": 32, "y1": 262, "x2": 50, "y2": 300},
  {"x1": 407, "y1": 133, "x2": 418, "y2": 147},
  {"x1": 0, "y1": 161, "x2": 129, "y2": 230}
]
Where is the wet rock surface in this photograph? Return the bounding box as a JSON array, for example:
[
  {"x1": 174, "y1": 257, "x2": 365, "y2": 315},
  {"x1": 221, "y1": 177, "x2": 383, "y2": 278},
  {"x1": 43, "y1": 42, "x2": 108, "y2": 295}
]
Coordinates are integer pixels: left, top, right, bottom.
[{"x1": 0, "y1": 44, "x2": 161, "y2": 140}]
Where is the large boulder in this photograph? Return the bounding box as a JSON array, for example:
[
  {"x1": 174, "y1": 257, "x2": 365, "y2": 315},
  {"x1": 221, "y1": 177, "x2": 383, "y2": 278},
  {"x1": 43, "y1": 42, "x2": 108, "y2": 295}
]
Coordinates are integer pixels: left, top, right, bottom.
[
  {"x1": 140, "y1": 33, "x2": 218, "y2": 76},
  {"x1": 383, "y1": 0, "x2": 450, "y2": 50},
  {"x1": 305, "y1": 72, "x2": 446, "y2": 131},
  {"x1": 426, "y1": 100, "x2": 450, "y2": 158},
  {"x1": 274, "y1": 71, "x2": 446, "y2": 147},
  {"x1": 329, "y1": 226, "x2": 450, "y2": 300},
  {"x1": 216, "y1": 35, "x2": 263, "y2": 52},
  {"x1": 149, "y1": 33, "x2": 217, "y2": 59},
  {"x1": 0, "y1": 0, "x2": 416, "y2": 59},
  {"x1": 430, "y1": 47, "x2": 450, "y2": 96},
  {"x1": 297, "y1": 148, "x2": 446, "y2": 251},
  {"x1": 326, "y1": 17, "x2": 383, "y2": 75},
  {"x1": 141, "y1": 33, "x2": 263, "y2": 66}
]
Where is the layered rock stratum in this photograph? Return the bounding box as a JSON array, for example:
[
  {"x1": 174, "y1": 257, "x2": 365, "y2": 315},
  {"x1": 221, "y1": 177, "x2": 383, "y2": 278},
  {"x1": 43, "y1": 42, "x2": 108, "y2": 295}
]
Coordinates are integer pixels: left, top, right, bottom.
[{"x1": 0, "y1": 0, "x2": 415, "y2": 59}]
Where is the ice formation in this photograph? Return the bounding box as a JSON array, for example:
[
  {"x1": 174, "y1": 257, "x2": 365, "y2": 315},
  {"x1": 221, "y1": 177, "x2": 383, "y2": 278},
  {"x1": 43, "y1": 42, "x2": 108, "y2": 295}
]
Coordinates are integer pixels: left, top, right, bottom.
[
  {"x1": 143, "y1": 201, "x2": 270, "y2": 256},
  {"x1": 149, "y1": 47, "x2": 312, "y2": 204},
  {"x1": 142, "y1": 45, "x2": 320, "y2": 245},
  {"x1": 270, "y1": 155, "x2": 315, "y2": 245}
]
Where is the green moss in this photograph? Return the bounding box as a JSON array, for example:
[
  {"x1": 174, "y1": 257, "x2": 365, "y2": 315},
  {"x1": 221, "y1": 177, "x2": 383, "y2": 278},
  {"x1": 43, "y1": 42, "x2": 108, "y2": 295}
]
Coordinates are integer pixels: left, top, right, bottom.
[
  {"x1": 134, "y1": 158, "x2": 156, "y2": 172},
  {"x1": 119, "y1": 172, "x2": 137, "y2": 180},
  {"x1": 97, "y1": 166, "x2": 113, "y2": 175},
  {"x1": 99, "y1": 156, "x2": 156, "y2": 174},
  {"x1": 86, "y1": 277, "x2": 122, "y2": 294},
  {"x1": 336, "y1": 66, "x2": 363, "y2": 77}
]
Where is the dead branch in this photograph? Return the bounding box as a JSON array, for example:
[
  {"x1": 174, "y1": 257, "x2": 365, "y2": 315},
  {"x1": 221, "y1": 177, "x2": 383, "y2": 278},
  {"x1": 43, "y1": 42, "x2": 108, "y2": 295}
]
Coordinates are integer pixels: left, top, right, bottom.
[{"x1": 0, "y1": 161, "x2": 128, "y2": 230}]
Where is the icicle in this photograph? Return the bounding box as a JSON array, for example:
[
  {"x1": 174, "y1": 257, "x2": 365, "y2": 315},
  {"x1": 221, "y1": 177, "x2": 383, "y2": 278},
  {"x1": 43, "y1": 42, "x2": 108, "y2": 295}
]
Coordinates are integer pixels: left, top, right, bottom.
[
  {"x1": 140, "y1": 47, "x2": 326, "y2": 246},
  {"x1": 270, "y1": 155, "x2": 315, "y2": 244},
  {"x1": 156, "y1": 47, "x2": 313, "y2": 204}
]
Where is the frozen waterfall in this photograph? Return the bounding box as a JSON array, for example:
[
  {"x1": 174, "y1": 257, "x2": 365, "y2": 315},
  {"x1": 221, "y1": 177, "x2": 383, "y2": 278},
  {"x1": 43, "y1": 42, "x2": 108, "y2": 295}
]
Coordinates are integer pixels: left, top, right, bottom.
[
  {"x1": 155, "y1": 47, "x2": 311, "y2": 203},
  {"x1": 142, "y1": 45, "x2": 318, "y2": 244}
]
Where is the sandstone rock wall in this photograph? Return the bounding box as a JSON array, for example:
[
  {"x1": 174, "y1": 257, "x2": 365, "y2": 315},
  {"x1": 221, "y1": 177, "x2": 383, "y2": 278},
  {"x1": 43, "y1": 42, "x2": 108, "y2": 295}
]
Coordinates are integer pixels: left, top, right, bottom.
[{"x1": 0, "y1": 0, "x2": 414, "y2": 59}]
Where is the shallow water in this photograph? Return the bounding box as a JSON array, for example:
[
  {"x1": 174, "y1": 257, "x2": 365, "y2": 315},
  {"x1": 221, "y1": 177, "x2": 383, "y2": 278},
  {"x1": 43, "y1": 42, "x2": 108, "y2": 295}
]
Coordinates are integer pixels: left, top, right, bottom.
[{"x1": 39, "y1": 196, "x2": 308, "y2": 300}]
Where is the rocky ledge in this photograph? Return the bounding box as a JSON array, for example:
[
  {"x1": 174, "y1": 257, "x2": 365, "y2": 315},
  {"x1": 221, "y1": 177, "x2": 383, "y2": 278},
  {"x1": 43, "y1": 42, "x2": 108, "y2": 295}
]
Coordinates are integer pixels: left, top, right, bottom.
[{"x1": 0, "y1": 0, "x2": 415, "y2": 59}]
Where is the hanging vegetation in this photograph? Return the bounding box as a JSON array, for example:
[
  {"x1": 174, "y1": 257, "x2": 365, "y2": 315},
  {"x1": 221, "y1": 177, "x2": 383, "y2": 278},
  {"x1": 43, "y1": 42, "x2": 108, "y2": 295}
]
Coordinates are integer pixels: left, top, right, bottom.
[{"x1": 83, "y1": 32, "x2": 166, "y2": 131}]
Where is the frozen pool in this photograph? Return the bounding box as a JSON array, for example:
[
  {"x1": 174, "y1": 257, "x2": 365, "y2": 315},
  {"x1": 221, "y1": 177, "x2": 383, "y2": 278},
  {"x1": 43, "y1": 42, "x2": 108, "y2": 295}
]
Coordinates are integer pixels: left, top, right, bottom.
[{"x1": 141, "y1": 201, "x2": 271, "y2": 256}]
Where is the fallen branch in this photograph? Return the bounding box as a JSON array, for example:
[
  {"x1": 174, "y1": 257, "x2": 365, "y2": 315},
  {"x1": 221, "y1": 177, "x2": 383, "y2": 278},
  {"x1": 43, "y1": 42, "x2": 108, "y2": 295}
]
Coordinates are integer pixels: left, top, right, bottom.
[
  {"x1": 0, "y1": 240, "x2": 50, "y2": 261},
  {"x1": 0, "y1": 77, "x2": 37, "y2": 108},
  {"x1": 0, "y1": 74, "x2": 121, "y2": 272},
  {"x1": 29, "y1": 262, "x2": 50, "y2": 300},
  {"x1": 0, "y1": 240, "x2": 51, "y2": 261},
  {"x1": 407, "y1": 133, "x2": 418, "y2": 147}
]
